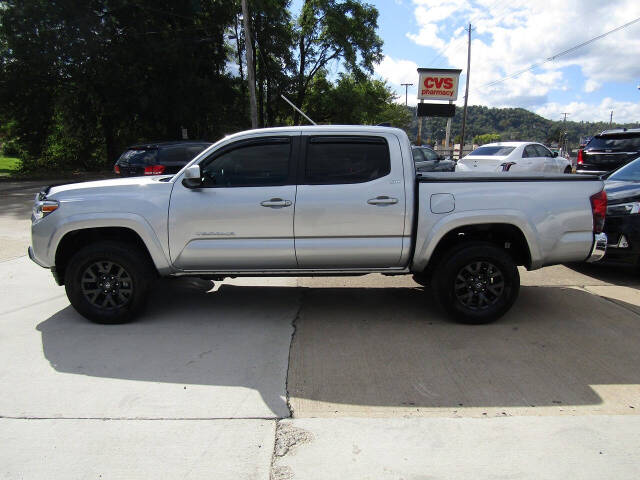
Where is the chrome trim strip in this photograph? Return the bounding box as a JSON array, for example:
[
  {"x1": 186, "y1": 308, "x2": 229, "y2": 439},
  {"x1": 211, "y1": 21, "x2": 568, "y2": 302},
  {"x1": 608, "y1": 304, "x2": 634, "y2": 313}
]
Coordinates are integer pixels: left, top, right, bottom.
[{"x1": 587, "y1": 232, "x2": 607, "y2": 263}]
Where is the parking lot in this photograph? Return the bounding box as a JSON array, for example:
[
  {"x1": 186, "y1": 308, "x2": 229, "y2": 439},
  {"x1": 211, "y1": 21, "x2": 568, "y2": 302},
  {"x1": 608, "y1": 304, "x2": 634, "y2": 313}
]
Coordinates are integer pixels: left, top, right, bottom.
[{"x1": 2, "y1": 180, "x2": 640, "y2": 479}]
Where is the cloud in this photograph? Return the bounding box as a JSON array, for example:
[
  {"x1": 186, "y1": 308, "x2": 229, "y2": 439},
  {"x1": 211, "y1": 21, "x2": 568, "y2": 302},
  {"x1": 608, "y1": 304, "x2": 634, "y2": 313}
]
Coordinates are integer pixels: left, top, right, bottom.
[
  {"x1": 535, "y1": 98, "x2": 640, "y2": 124},
  {"x1": 404, "y1": 0, "x2": 640, "y2": 109},
  {"x1": 374, "y1": 55, "x2": 420, "y2": 104}
]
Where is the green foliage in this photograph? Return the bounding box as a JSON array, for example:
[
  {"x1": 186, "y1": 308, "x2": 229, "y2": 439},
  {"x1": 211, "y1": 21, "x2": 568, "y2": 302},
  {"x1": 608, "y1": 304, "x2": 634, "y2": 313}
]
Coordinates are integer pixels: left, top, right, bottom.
[
  {"x1": 305, "y1": 72, "x2": 411, "y2": 128},
  {"x1": 0, "y1": 0, "x2": 391, "y2": 171},
  {"x1": 0, "y1": 155, "x2": 21, "y2": 176},
  {"x1": 473, "y1": 133, "x2": 501, "y2": 145},
  {"x1": 293, "y1": 0, "x2": 383, "y2": 123}
]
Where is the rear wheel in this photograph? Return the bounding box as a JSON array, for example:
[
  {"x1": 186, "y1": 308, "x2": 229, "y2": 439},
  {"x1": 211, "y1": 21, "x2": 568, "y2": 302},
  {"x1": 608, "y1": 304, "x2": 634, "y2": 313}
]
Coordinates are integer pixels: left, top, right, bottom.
[
  {"x1": 64, "y1": 241, "x2": 155, "y2": 324},
  {"x1": 432, "y1": 242, "x2": 519, "y2": 324}
]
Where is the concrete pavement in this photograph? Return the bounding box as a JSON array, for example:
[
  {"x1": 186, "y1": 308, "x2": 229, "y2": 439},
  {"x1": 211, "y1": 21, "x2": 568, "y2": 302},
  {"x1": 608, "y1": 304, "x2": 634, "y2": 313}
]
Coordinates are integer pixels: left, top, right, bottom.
[{"x1": 272, "y1": 416, "x2": 640, "y2": 480}]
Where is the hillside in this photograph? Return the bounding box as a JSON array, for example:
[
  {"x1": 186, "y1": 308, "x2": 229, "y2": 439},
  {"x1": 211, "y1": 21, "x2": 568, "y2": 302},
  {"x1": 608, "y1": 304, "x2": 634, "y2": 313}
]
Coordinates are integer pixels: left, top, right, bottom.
[{"x1": 407, "y1": 105, "x2": 639, "y2": 147}]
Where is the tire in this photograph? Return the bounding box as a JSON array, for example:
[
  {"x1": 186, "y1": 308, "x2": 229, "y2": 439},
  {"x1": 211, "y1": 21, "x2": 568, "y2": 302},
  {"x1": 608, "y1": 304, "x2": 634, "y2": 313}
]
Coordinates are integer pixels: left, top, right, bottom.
[
  {"x1": 564, "y1": 166, "x2": 572, "y2": 174},
  {"x1": 431, "y1": 242, "x2": 519, "y2": 324},
  {"x1": 412, "y1": 273, "x2": 430, "y2": 287},
  {"x1": 64, "y1": 241, "x2": 155, "y2": 324}
]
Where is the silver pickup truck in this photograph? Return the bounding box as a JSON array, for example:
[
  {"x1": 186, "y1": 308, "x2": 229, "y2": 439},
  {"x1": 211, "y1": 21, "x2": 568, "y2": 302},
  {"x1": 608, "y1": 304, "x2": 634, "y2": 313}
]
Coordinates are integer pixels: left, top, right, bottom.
[{"x1": 29, "y1": 126, "x2": 608, "y2": 325}]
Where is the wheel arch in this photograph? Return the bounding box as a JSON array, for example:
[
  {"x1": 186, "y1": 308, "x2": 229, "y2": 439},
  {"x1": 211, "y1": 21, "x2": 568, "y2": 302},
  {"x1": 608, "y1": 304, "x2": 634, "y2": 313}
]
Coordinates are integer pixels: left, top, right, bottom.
[
  {"x1": 414, "y1": 219, "x2": 537, "y2": 275},
  {"x1": 54, "y1": 226, "x2": 162, "y2": 285}
]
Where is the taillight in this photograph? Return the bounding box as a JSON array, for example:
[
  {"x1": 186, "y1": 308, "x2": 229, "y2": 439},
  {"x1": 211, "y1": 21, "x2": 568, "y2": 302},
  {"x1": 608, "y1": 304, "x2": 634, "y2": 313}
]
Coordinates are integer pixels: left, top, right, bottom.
[
  {"x1": 144, "y1": 165, "x2": 166, "y2": 175},
  {"x1": 590, "y1": 190, "x2": 607, "y2": 234},
  {"x1": 577, "y1": 149, "x2": 584, "y2": 165},
  {"x1": 114, "y1": 165, "x2": 121, "y2": 174}
]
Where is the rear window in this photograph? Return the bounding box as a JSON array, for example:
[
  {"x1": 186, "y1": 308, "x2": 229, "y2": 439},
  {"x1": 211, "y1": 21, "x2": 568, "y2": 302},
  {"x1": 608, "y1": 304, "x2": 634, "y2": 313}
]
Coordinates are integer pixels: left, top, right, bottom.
[
  {"x1": 117, "y1": 149, "x2": 158, "y2": 165},
  {"x1": 468, "y1": 146, "x2": 515, "y2": 156},
  {"x1": 305, "y1": 137, "x2": 390, "y2": 184},
  {"x1": 607, "y1": 156, "x2": 640, "y2": 181},
  {"x1": 588, "y1": 135, "x2": 640, "y2": 151}
]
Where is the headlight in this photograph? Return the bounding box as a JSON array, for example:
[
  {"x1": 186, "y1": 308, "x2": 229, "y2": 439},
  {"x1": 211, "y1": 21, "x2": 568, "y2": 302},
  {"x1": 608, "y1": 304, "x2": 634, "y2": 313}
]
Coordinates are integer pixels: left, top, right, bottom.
[
  {"x1": 607, "y1": 201, "x2": 640, "y2": 216},
  {"x1": 32, "y1": 200, "x2": 59, "y2": 221}
]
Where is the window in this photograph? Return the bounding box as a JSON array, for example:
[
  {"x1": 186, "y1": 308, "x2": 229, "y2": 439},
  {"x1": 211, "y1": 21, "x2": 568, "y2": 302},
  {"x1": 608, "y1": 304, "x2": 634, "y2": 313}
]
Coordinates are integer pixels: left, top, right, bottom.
[
  {"x1": 305, "y1": 137, "x2": 390, "y2": 184},
  {"x1": 117, "y1": 149, "x2": 158, "y2": 165},
  {"x1": 522, "y1": 145, "x2": 538, "y2": 158},
  {"x1": 160, "y1": 146, "x2": 188, "y2": 164},
  {"x1": 533, "y1": 144, "x2": 553, "y2": 157},
  {"x1": 200, "y1": 138, "x2": 290, "y2": 187},
  {"x1": 468, "y1": 146, "x2": 515, "y2": 156},
  {"x1": 421, "y1": 148, "x2": 440, "y2": 161},
  {"x1": 588, "y1": 135, "x2": 640, "y2": 150},
  {"x1": 412, "y1": 149, "x2": 424, "y2": 162}
]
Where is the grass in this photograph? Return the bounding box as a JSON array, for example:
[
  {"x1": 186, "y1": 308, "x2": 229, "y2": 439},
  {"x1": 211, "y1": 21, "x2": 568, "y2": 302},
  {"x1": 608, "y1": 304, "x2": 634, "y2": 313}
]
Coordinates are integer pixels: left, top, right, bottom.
[{"x1": 0, "y1": 155, "x2": 21, "y2": 176}]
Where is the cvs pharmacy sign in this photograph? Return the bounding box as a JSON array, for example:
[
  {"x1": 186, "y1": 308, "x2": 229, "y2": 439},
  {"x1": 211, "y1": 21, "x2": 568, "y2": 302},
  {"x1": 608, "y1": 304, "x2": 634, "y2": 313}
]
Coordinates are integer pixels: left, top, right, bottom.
[{"x1": 417, "y1": 68, "x2": 461, "y2": 101}]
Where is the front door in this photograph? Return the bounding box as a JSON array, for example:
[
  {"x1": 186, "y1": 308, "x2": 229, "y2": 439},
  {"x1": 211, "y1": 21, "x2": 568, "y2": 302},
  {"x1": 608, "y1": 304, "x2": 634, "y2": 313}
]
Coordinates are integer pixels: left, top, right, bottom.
[
  {"x1": 294, "y1": 134, "x2": 407, "y2": 268},
  {"x1": 168, "y1": 136, "x2": 298, "y2": 271}
]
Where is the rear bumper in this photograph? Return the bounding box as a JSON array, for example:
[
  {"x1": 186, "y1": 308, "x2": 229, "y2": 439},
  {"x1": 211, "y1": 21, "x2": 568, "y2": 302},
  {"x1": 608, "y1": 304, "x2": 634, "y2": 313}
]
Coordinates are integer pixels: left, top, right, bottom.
[
  {"x1": 576, "y1": 169, "x2": 607, "y2": 176},
  {"x1": 586, "y1": 233, "x2": 607, "y2": 263}
]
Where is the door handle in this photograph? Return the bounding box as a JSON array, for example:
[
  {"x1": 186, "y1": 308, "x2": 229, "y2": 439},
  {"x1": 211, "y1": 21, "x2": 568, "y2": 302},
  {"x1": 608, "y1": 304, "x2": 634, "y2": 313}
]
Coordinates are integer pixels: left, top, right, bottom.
[
  {"x1": 367, "y1": 196, "x2": 398, "y2": 205},
  {"x1": 260, "y1": 198, "x2": 292, "y2": 208}
]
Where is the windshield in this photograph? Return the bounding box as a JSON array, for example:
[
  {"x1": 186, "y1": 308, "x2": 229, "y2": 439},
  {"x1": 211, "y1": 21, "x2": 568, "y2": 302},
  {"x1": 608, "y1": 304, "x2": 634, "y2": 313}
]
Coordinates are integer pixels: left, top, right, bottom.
[
  {"x1": 117, "y1": 148, "x2": 158, "y2": 165},
  {"x1": 608, "y1": 157, "x2": 640, "y2": 182},
  {"x1": 468, "y1": 146, "x2": 515, "y2": 156},
  {"x1": 588, "y1": 136, "x2": 640, "y2": 151}
]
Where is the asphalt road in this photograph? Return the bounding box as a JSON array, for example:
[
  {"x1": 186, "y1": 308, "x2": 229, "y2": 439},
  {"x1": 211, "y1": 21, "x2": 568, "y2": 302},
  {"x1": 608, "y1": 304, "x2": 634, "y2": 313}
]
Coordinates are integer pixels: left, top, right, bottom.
[{"x1": 1, "y1": 180, "x2": 640, "y2": 479}]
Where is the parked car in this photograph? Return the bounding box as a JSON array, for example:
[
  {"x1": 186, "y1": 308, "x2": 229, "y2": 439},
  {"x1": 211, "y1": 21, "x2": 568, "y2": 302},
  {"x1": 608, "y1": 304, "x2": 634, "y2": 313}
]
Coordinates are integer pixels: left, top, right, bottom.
[
  {"x1": 576, "y1": 128, "x2": 640, "y2": 175},
  {"x1": 411, "y1": 146, "x2": 455, "y2": 172},
  {"x1": 114, "y1": 141, "x2": 211, "y2": 177},
  {"x1": 456, "y1": 142, "x2": 572, "y2": 173},
  {"x1": 30, "y1": 126, "x2": 606, "y2": 326},
  {"x1": 602, "y1": 155, "x2": 640, "y2": 265}
]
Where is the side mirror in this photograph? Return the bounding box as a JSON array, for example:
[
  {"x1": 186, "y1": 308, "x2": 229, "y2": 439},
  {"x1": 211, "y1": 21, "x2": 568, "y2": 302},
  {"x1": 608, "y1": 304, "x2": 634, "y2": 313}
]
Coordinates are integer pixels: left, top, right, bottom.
[
  {"x1": 182, "y1": 165, "x2": 202, "y2": 188},
  {"x1": 553, "y1": 151, "x2": 558, "y2": 157}
]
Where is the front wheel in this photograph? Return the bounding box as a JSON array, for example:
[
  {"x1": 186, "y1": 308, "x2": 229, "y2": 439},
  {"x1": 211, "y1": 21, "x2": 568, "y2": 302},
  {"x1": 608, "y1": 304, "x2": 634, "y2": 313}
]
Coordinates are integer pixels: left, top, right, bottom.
[
  {"x1": 564, "y1": 166, "x2": 572, "y2": 174},
  {"x1": 64, "y1": 241, "x2": 155, "y2": 324},
  {"x1": 432, "y1": 242, "x2": 520, "y2": 324}
]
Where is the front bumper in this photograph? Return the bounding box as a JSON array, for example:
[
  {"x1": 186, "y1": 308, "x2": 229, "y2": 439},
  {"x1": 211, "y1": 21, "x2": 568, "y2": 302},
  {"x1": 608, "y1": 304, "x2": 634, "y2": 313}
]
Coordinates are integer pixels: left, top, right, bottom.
[
  {"x1": 28, "y1": 246, "x2": 47, "y2": 268},
  {"x1": 586, "y1": 233, "x2": 607, "y2": 263}
]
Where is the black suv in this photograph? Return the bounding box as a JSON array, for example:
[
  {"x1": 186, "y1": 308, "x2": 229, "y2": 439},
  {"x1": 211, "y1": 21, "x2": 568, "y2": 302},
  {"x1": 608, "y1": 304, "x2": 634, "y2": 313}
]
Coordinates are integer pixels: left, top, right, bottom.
[
  {"x1": 114, "y1": 141, "x2": 211, "y2": 177},
  {"x1": 577, "y1": 128, "x2": 640, "y2": 175}
]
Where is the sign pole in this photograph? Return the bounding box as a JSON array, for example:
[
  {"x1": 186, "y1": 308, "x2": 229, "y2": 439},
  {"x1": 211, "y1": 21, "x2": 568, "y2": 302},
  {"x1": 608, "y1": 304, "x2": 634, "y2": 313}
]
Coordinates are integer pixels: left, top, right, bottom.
[{"x1": 416, "y1": 100, "x2": 423, "y2": 146}]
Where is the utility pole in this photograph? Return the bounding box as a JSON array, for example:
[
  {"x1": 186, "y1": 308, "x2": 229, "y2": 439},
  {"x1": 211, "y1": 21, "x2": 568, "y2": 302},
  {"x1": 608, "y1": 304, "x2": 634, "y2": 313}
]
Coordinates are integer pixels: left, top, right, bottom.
[
  {"x1": 610, "y1": 110, "x2": 614, "y2": 127},
  {"x1": 241, "y1": 0, "x2": 258, "y2": 128},
  {"x1": 400, "y1": 83, "x2": 413, "y2": 106},
  {"x1": 561, "y1": 112, "x2": 570, "y2": 154},
  {"x1": 459, "y1": 23, "x2": 472, "y2": 158}
]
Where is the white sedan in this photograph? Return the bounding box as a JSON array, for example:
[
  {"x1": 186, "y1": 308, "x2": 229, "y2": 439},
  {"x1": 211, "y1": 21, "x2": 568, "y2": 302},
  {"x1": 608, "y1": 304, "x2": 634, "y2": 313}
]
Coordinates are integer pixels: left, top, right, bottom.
[{"x1": 456, "y1": 142, "x2": 572, "y2": 173}]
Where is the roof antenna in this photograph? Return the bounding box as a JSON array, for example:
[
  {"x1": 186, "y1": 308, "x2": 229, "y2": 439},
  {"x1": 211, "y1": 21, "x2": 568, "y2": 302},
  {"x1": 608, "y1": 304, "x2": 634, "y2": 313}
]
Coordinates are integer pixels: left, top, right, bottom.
[{"x1": 281, "y1": 95, "x2": 317, "y2": 125}]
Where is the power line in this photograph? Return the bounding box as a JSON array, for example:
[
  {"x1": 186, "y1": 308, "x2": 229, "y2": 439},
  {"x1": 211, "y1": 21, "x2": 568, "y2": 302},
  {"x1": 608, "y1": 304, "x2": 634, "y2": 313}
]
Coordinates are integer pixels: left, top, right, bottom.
[{"x1": 479, "y1": 16, "x2": 640, "y2": 89}]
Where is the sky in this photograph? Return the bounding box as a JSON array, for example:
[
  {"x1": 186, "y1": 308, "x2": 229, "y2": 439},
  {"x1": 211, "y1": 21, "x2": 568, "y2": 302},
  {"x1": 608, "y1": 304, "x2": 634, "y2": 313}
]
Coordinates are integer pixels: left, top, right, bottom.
[{"x1": 370, "y1": 0, "x2": 640, "y2": 123}]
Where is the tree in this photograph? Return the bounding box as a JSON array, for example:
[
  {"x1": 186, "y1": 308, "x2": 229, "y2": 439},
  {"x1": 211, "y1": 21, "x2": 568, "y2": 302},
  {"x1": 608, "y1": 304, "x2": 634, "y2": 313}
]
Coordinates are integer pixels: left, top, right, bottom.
[
  {"x1": 304, "y1": 72, "x2": 411, "y2": 128},
  {"x1": 473, "y1": 133, "x2": 501, "y2": 145},
  {"x1": 293, "y1": 0, "x2": 383, "y2": 124}
]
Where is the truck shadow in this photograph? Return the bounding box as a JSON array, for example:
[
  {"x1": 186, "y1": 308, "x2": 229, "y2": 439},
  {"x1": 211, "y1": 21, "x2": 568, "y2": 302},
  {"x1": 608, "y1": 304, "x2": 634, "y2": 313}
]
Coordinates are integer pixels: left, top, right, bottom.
[{"x1": 37, "y1": 280, "x2": 640, "y2": 415}]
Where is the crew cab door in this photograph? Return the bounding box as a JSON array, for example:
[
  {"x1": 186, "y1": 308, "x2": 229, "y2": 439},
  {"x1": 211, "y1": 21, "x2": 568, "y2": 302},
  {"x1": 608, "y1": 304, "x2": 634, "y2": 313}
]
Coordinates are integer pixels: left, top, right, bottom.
[
  {"x1": 168, "y1": 135, "x2": 299, "y2": 270},
  {"x1": 534, "y1": 144, "x2": 557, "y2": 172},
  {"x1": 294, "y1": 134, "x2": 407, "y2": 268}
]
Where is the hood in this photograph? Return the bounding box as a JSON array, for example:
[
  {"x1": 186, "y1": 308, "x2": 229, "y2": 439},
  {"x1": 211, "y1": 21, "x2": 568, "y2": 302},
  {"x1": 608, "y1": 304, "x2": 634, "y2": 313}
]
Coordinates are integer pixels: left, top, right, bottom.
[
  {"x1": 604, "y1": 180, "x2": 640, "y2": 204},
  {"x1": 48, "y1": 176, "x2": 168, "y2": 197}
]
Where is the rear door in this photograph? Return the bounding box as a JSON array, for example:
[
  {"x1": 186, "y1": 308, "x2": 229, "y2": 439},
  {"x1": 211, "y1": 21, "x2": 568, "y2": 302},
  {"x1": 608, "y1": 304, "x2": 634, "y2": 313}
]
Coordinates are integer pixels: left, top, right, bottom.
[
  {"x1": 534, "y1": 144, "x2": 557, "y2": 172},
  {"x1": 168, "y1": 135, "x2": 299, "y2": 270},
  {"x1": 521, "y1": 144, "x2": 544, "y2": 172},
  {"x1": 294, "y1": 134, "x2": 407, "y2": 268}
]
